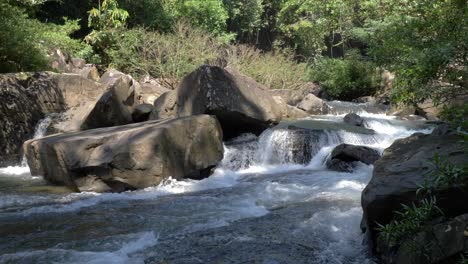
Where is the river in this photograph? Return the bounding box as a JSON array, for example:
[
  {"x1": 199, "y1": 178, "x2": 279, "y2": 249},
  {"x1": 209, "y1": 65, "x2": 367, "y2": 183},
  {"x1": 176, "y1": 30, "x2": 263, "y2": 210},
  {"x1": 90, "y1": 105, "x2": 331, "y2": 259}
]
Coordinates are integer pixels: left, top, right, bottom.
[{"x1": 0, "y1": 103, "x2": 433, "y2": 264}]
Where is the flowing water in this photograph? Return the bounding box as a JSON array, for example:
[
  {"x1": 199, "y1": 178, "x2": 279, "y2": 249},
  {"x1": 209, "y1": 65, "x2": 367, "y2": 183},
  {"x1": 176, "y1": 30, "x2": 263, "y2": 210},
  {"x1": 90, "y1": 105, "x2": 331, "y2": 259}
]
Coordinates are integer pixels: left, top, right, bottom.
[{"x1": 0, "y1": 105, "x2": 434, "y2": 264}]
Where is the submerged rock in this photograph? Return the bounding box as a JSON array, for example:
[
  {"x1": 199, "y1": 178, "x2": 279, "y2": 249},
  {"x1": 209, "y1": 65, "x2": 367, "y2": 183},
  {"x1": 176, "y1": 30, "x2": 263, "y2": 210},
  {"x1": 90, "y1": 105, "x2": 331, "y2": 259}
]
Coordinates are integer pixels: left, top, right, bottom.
[
  {"x1": 327, "y1": 144, "x2": 381, "y2": 172},
  {"x1": 343, "y1": 113, "x2": 364, "y2": 127},
  {"x1": 151, "y1": 65, "x2": 282, "y2": 139},
  {"x1": 361, "y1": 132, "x2": 468, "y2": 256},
  {"x1": 24, "y1": 115, "x2": 223, "y2": 192}
]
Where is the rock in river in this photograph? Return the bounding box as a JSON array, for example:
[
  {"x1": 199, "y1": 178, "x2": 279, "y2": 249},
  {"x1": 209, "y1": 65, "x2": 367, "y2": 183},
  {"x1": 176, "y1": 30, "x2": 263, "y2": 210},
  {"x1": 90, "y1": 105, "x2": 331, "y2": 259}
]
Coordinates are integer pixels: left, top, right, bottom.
[
  {"x1": 327, "y1": 143, "x2": 381, "y2": 172},
  {"x1": 150, "y1": 65, "x2": 282, "y2": 139},
  {"x1": 24, "y1": 115, "x2": 224, "y2": 192}
]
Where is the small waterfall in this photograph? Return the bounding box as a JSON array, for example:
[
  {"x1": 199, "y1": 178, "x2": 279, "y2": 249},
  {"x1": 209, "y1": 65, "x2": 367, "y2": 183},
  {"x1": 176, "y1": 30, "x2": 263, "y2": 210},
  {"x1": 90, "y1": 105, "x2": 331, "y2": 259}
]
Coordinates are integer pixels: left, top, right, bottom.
[
  {"x1": 220, "y1": 115, "x2": 431, "y2": 171},
  {"x1": 221, "y1": 127, "x2": 382, "y2": 171},
  {"x1": 17, "y1": 116, "x2": 52, "y2": 167},
  {"x1": 324, "y1": 100, "x2": 388, "y2": 115}
]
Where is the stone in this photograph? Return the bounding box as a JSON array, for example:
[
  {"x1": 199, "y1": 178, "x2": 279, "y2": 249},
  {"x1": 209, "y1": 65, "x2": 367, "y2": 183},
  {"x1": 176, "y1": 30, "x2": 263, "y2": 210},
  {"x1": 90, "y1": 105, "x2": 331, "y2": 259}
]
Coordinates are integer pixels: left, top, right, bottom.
[
  {"x1": 24, "y1": 115, "x2": 224, "y2": 192},
  {"x1": 81, "y1": 70, "x2": 141, "y2": 130},
  {"x1": 151, "y1": 65, "x2": 282, "y2": 139},
  {"x1": 296, "y1": 94, "x2": 325, "y2": 115},
  {"x1": 271, "y1": 95, "x2": 308, "y2": 119},
  {"x1": 132, "y1": 104, "x2": 154, "y2": 122},
  {"x1": 361, "y1": 132, "x2": 468, "y2": 249},
  {"x1": 287, "y1": 105, "x2": 309, "y2": 119},
  {"x1": 326, "y1": 144, "x2": 381, "y2": 172},
  {"x1": 343, "y1": 113, "x2": 364, "y2": 126},
  {"x1": 0, "y1": 72, "x2": 103, "y2": 166},
  {"x1": 139, "y1": 82, "x2": 171, "y2": 105},
  {"x1": 76, "y1": 65, "x2": 100, "y2": 82}
]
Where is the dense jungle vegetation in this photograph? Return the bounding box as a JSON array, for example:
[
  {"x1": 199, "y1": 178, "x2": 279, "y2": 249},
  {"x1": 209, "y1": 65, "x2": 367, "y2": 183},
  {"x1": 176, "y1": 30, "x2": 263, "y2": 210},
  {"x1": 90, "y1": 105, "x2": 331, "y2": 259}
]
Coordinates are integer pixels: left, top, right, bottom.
[{"x1": 0, "y1": 0, "x2": 466, "y2": 108}]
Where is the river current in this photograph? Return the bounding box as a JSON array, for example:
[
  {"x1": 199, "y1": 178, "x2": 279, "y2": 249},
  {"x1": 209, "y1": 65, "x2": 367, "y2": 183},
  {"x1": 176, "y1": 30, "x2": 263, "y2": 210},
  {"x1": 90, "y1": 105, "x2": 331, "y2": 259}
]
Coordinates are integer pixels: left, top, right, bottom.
[{"x1": 0, "y1": 103, "x2": 433, "y2": 264}]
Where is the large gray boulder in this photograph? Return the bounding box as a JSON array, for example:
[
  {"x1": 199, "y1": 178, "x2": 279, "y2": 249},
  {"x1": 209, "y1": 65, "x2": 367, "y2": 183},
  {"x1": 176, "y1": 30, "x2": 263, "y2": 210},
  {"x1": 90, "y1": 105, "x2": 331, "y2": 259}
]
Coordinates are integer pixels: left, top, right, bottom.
[
  {"x1": 326, "y1": 144, "x2": 381, "y2": 172},
  {"x1": 361, "y1": 131, "x2": 468, "y2": 250},
  {"x1": 150, "y1": 65, "x2": 282, "y2": 139},
  {"x1": 0, "y1": 72, "x2": 102, "y2": 166},
  {"x1": 24, "y1": 115, "x2": 224, "y2": 192},
  {"x1": 80, "y1": 70, "x2": 141, "y2": 130}
]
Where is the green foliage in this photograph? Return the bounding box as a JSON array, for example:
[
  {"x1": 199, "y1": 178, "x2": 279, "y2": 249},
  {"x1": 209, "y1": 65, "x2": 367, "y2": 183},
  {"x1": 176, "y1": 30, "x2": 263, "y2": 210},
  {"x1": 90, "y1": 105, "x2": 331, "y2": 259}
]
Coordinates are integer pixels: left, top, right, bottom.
[
  {"x1": 0, "y1": 0, "x2": 90, "y2": 72},
  {"x1": 88, "y1": 0, "x2": 129, "y2": 31},
  {"x1": 118, "y1": 0, "x2": 175, "y2": 31},
  {"x1": 227, "y1": 45, "x2": 308, "y2": 90},
  {"x1": 418, "y1": 153, "x2": 467, "y2": 195},
  {"x1": 85, "y1": 0, "x2": 129, "y2": 64},
  {"x1": 365, "y1": 0, "x2": 468, "y2": 105},
  {"x1": 309, "y1": 51, "x2": 381, "y2": 100},
  {"x1": 224, "y1": 0, "x2": 264, "y2": 42},
  {"x1": 441, "y1": 104, "x2": 468, "y2": 132},
  {"x1": 108, "y1": 21, "x2": 309, "y2": 90},
  {"x1": 377, "y1": 198, "x2": 442, "y2": 247},
  {"x1": 175, "y1": 0, "x2": 234, "y2": 42},
  {"x1": 0, "y1": 1, "x2": 47, "y2": 72}
]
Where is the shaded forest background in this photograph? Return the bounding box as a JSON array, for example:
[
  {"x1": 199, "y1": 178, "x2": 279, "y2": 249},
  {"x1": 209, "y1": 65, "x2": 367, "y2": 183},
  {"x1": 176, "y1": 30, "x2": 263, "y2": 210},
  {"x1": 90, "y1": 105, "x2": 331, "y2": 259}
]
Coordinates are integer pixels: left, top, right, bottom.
[{"x1": 0, "y1": 0, "x2": 466, "y2": 117}]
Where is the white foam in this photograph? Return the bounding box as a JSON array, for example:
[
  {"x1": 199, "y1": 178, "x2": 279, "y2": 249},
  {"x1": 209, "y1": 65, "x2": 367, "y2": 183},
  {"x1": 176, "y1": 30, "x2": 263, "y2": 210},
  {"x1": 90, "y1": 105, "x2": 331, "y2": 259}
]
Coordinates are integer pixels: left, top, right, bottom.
[{"x1": 0, "y1": 166, "x2": 31, "y2": 176}]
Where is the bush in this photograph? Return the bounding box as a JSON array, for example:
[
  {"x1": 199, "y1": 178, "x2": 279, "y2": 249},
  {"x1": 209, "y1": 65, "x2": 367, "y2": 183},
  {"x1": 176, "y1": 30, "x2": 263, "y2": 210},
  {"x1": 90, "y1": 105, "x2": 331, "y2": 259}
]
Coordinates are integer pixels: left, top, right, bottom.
[
  {"x1": 377, "y1": 198, "x2": 442, "y2": 247},
  {"x1": 440, "y1": 104, "x2": 468, "y2": 132},
  {"x1": 108, "y1": 22, "x2": 310, "y2": 90},
  {"x1": 309, "y1": 51, "x2": 381, "y2": 100},
  {"x1": 108, "y1": 22, "x2": 222, "y2": 88},
  {"x1": 0, "y1": 1, "x2": 93, "y2": 73},
  {"x1": 0, "y1": 1, "x2": 48, "y2": 72},
  {"x1": 227, "y1": 45, "x2": 309, "y2": 90}
]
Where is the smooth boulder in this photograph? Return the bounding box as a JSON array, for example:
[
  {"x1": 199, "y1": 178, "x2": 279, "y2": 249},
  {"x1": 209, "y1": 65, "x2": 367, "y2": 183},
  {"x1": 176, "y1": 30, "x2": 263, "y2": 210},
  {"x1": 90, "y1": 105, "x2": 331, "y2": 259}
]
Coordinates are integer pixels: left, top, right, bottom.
[
  {"x1": 81, "y1": 70, "x2": 141, "y2": 130},
  {"x1": 151, "y1": 65, "x2": 282, "y2": 139},
  {"x1": 327, "y1": 144, "x2": 381, "y2": 172},
  {"x1": 361, "y1": 131, "x2": 468, "y2": 249},
  {"x1": 24, "y1": 115, "x2": 224, "y2": 192}
]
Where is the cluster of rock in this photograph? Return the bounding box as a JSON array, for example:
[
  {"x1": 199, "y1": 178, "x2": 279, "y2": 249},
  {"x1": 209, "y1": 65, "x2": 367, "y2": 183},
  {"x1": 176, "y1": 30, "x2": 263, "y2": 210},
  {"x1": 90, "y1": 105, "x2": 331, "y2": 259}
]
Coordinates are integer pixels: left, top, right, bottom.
[
  {"x1": 361, "y1": 127, "x2": 468, "y2": 264},
  {"x1": 0, "y1": 72, "x2": 103, "y2": 166},
  {"x1": 2, "y1": 61, "x2": 297, "y2": 192}
]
